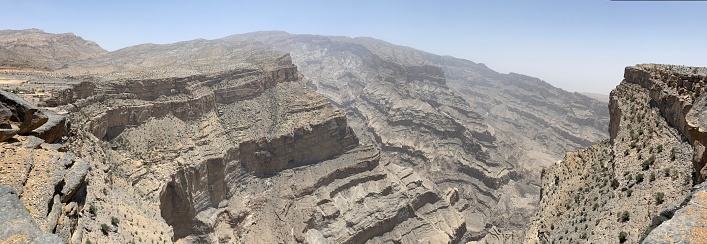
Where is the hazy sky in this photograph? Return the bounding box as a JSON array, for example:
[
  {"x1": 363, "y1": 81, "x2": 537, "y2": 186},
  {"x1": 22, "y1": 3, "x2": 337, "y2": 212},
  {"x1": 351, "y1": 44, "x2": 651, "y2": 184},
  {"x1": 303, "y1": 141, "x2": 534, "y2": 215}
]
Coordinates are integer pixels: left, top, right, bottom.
[{"x1": 2, "y1": 0, "x2": 706, "y2": 94}]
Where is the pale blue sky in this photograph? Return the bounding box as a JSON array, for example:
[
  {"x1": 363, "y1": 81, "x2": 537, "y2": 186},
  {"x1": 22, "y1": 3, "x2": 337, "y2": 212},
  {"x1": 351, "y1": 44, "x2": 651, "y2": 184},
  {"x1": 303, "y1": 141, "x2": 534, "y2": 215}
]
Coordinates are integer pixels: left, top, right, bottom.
[{"x1": 1, "y1": 0, "x2": 706, "y2": 94}]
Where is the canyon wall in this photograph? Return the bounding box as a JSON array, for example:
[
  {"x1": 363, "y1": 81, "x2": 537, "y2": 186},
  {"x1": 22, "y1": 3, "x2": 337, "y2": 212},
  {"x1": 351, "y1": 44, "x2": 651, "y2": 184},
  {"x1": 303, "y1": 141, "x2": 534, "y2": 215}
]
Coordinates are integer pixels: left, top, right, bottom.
[{"x1": 526, "y1": 64, "x2": 707, "y2": 243}]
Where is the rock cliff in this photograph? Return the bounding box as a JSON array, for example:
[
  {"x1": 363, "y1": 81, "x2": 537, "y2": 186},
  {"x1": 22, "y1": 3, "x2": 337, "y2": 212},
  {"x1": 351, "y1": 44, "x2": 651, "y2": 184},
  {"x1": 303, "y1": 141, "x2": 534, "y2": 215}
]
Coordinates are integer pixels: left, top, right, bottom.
[
  {"x1": 526, "y1": 64, "x2": 707, "y2": 243},
  {"x1": 0, "y1": 29, "x2": 611, "y2": 243},
  {"x1": 224, "y1": 32, "x2": 609, "y2": 241}
]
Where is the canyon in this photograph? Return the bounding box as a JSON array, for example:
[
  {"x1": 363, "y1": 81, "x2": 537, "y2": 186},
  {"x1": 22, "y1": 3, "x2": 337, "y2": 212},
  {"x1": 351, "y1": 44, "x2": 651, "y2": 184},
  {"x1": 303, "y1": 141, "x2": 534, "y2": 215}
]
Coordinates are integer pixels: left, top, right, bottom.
[{"x1": 0, "y1": 29, "x2": 618, "y2": 243}]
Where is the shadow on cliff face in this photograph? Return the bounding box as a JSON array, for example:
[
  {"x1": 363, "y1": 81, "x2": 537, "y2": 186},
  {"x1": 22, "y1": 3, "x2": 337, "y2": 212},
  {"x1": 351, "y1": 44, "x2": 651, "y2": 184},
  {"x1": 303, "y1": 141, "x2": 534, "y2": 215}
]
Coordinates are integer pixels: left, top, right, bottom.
[{"x1": 159, "y1": 157, "x2": 228, "y2": 240}]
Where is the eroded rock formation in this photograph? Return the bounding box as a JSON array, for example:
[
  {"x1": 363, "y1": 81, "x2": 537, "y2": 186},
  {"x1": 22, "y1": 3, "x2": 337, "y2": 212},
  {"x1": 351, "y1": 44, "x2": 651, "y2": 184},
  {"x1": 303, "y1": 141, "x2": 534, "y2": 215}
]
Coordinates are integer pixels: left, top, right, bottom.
[
  {"x1": 526, "y1": 64, "x2": 707, "y2": 243},
  {"x1": 0, "y1": 29, "x2": 612, "y2": 244}
]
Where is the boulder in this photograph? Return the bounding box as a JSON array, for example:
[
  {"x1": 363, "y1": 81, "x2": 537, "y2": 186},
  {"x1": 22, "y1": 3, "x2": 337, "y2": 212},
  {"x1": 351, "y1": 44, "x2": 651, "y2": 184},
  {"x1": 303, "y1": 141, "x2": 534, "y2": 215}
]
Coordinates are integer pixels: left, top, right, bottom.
[
  {"x1": 0, "y1": 184, "x2": 62, "y2": 244},
  {"x1": 29, "y1": 110, "x2": 69, "y2": 143},
  {"x1": 644, "y1": 182, "x2": 707, "y2": 243},
  {"x1": 0, "y1": 103, "x2": 12, "y2": 123},
  {"x1": 0, "y1": 123, "x2": 19, "y2": 142},
  {"x1": 60, "y1": 158, "x2": 90, "y2": 203},
  {"x1": 0, "y1": 91, "x2": 48, "y2": 134}
]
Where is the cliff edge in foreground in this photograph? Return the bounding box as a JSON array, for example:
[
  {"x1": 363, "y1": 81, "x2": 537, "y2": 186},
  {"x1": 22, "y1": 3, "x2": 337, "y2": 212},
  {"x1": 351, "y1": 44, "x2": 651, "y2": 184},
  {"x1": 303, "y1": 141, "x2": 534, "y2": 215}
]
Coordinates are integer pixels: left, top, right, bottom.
[{"x1": 526, "y1": 64, "x2": 707, "y2": 243}]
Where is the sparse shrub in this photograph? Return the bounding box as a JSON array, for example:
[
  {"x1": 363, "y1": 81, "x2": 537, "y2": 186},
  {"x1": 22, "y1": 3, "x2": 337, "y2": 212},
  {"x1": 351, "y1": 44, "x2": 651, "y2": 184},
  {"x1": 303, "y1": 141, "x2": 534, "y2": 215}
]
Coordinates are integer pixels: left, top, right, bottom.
[
  {"x1": 650, "y1": 172, "x2": 656, "y2": 182},
  {"x1": 642, "y1": 155, "x2": 656, "y2": 170},
  {"x1": 86, "y1": 240, "x2": 92, "y2": 244},
  {"x1": 101, "y1": 224, "x2": 110, "y2": 235},
  {"x1": 657, "y1": 145, "x2": 663, "y2": 153},
  {"x1": 619, "y1": 231, "x2": 628, "y2": 243},
  {"x1": 664, "y1": 168, "x2": 671, "y2": 177},
  {"x1": 636, "y1": 173, "x2": 644, "y2": 183},
  {"x1": 627, "y1": 174, "x2": 633, "y2": 181},
  {"x1": 619, "y1": 211, "x2": 630, "y2": 222},
  {"x1": 550, "y1": 224, "x2": 554, "y2": 230},
  {"x1": 111, "y1": 216, "x2": 119, "y2": 226},
  {"x1": 627, "y1": 189, "x2": 633, "y2": 197},
  {"x1": 89, "y1": 205, "x2": 97, "y2": 215},
  {"x1": 656, "y1": 192, "x2": 665, "y2": 204},
  {"x1": 671, "y1": 148, "x2": 677, "y2": 161},
  {"x1": 624, "y1": 149, "x2": 630, "y2": 156},
  {"x1": 630, "y1": 141, "x2": 637, "y2": 148}
]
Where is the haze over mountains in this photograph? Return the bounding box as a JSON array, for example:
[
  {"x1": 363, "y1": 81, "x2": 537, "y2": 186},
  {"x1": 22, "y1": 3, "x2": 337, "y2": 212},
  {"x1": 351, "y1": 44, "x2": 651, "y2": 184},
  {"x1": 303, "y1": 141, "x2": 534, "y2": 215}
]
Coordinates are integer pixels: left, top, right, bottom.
[{"x1": 0, "y1": 29, "x2": 614, "y2": 243}]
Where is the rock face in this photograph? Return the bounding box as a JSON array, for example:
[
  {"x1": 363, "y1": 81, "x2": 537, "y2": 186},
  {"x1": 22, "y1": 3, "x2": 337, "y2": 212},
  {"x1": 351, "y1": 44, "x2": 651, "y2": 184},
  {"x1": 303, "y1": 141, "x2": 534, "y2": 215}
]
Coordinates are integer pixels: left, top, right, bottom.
[
  {"x1": 224, "y1": 32, "x2": 609, "y2": 241},
  {"x1": 43, "y1": 38, "x2": 466, "y2": 243},
  {"x1": 643, "y1": 181, "x2": 707, "y2": 243},
  {"x1": 526, "y1": 64, "x2": 707, "y2": 243},
  {"x1": 0, "y1": 184, "x2": 62, "y2": 243},
  {"x1": 0, "y1": 90, "x2": 49, "y2": 135},
  {"x1": 0, "y1": 137, "x2": 90, "y2": 243},
  {"x1": 0, "y1": 29, "x2": 611, "y2": 244}
]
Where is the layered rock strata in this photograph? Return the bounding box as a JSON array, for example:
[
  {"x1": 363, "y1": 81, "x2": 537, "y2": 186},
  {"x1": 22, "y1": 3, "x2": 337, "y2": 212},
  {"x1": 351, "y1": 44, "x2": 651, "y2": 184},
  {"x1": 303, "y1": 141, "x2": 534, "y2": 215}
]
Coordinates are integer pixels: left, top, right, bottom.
[
  {"x1": 49, "y1": 44, "x2": 466, "y2": 243},
  {"x1": 225, "y1": 32, "x2": 607, "y2": 241},
  {"x1": 526, "y1": 64, "x2": 707, "y2": 243}
]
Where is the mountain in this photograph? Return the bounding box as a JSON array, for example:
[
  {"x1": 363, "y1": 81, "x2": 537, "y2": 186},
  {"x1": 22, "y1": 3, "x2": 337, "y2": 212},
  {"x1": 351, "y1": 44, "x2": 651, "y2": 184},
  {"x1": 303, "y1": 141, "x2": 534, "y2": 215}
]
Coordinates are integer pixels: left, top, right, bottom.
[
  {"x1": 0, "y1": 29, "x2": 609, "y2": 243},
  {"x1": 525, "y1": 64, "x2": 707, "y2": 243},
  {"x1": 0, "y1": 29, "x2": 106, "y2": 71},
  {"x1": 581, "y1": 92, "x2": 610, "y2": 103}
]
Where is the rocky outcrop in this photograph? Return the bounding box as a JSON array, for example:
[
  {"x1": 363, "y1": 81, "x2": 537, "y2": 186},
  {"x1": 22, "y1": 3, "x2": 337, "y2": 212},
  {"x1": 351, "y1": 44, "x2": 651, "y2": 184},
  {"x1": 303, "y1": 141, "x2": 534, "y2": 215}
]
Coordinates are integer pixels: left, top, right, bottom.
[
  {"x1": 30, "y1": 110, "x2": 69, "y2": 143},
  {"x1": 0, "y1": 184, "x2": 62, "y2": 243},
  {"x1": 0, "y1": 138, "x2": 90, "y2": 243},
  {"x1": 0, "y1": 90, "x2": 48, "y2": 135},
  {"x1": 643, "y1": 181, "x2": 707, "y2": 243},
  {"x1": 622, "y1": 64, "x2": 707, "y2": 182},
  {"x1": 526, "y1": 64, "x2": 706, "y2": 243}
]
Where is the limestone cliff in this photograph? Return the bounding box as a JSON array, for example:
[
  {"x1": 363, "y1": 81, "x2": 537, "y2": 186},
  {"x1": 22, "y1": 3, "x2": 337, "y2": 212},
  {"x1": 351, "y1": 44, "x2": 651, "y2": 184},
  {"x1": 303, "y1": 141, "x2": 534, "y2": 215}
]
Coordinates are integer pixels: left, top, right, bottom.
[
  {"x1": 526, "y1": 64, "x2": 707, "y2": 243},
  {"x1": 0, "y1": 29, "x2": 611, "y2": 244},
  {"x1": 224, "y1": 32, "x2": 609, "y2": 241}
]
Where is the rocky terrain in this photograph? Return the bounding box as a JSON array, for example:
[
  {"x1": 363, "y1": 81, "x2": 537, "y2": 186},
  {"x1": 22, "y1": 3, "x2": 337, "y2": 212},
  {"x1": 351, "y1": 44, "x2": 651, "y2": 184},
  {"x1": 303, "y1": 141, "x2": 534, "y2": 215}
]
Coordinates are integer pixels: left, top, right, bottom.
[
  {"x1": 0, "y1": 29, "x2": 611, "y2": 244},
  {"x1": 0, "y1": 29, "x2": 106, "y2": 71},
  {"x1": 223, "y1": 32, "x2": 609, "y2": 241},
  {"x1": 525, "y1": 64, "x2": 707, "y2": 243}
]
